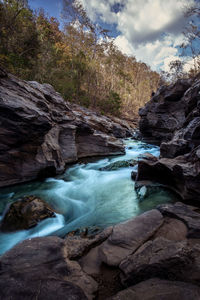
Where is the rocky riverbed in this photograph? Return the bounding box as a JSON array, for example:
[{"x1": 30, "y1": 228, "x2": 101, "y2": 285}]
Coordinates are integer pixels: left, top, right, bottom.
[
  {"x1": 1, "y1": 68, "x2": 200, "y2": 299},
  {"x1": 0, "y1": 139, "x2": 173, "y2": 255}
]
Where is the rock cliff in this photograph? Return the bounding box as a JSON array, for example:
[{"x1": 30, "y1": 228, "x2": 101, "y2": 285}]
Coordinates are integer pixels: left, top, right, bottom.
[
  {"x1": 0, "y1": 68, "x2": 132, "y2": 187},
  {"x1": 137, "y1": 77, "x2": 200, "y2": 202}
]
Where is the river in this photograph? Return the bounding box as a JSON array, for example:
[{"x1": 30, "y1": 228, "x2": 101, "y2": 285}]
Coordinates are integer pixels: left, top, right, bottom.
[{"x1": 0, "y1": 139, "x2": 176, "y2": 255}]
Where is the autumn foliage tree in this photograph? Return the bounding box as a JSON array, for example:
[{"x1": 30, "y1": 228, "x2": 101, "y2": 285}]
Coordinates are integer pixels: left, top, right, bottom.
[
  {"x1": 180, "y1": 2, "x2": 200, "y2": 77},
  {"x1": 0, "y1": 0, "x2": 39, "y2": 78},
  {"x1": 0, "y1": 0, "x2": 160, "y2": 118}
]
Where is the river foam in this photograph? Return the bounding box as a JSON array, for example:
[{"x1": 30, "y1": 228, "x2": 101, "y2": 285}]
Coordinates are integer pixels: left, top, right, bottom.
[{"x1": 0, "y1": 139, "x2": 175, "y2": 255}]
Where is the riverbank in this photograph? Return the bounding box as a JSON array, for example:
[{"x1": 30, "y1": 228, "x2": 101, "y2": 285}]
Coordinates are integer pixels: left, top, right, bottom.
[
  {"x1": 1, "y1": 202, "x2": 200, "y2": 299},
  {"x1": 1, "y1": 69, "x2": 200, "y2": 299},
  {"x1": 137, "y1": 77, "x2": 200, "y2": 202},
  {"x1": 0, "y1": 139, "x2": 177, "y2": 255},
  {"x1": 0, "y1": 67, "x2": 133, "y2": 188}
]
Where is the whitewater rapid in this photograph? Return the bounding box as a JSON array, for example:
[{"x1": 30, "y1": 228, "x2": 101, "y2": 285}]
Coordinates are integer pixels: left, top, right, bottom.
[{"x1": 0, "y1": 139, "x2": 175, "y2": 255}]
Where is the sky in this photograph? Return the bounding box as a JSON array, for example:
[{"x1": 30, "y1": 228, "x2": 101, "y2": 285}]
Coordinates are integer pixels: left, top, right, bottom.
[
  {"x1": 29, "y1": 0, "x2": 62, "y2": 20},
  {"x1": 29, "y1": 0, "x2": 198, "y2": 72}
]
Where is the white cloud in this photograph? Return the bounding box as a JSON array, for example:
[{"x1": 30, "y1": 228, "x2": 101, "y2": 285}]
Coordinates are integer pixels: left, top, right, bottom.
[
  {"x1": 114, "y1": 34, "x2": 180, "y2": 71},
  {"x1": 80, "y1": 0, "x2": 195, "y2": 71},
  {"x1": 183, "y1": 56, "x2": 200, "y2": 72},
  {"x1": 163, "y1": 55, "x2": 181, "y2": 72},
  {"x1": 80, "y1": 0, "x2": 118, "y2": 23},
  {"x1": 117, "y1": 0, "x2": 193, "y2": 44},
  {"x1": 114, "y1": 35, "x2": 134, "y2": 56}
]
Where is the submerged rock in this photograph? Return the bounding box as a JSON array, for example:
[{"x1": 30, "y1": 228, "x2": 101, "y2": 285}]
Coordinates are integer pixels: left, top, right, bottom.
[
  {"x1": 131, "y1": 170, "x2": 137, "y2": 180},
  {"x1": 134, "y1": 180, "x2": 169, "y2": 201},
  {"x1": 0, "y1": 196, "x2": 55, "y2": 232},
  {"x1": 99, "y1": 159, "x2": 137, "y2": 171}
]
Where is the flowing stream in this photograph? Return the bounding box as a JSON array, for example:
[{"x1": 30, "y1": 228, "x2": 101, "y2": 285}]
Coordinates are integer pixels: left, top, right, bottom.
[{"x1": 0, "y1": 139, "x2": 176, "y2": 255}]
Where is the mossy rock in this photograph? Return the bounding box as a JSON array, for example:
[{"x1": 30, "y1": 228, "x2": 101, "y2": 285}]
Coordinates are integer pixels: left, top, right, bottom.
[
  {"x1": 100, "y1": 159, "x2": 137, "y2": 171},
  {"x1": 0, "y1": 195, "x2": 56, "y2": 232}
]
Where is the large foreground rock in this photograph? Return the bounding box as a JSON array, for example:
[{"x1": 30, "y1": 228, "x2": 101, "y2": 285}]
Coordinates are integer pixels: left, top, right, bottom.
[
  {"x1": 0, "y1": 69, "x2": 131, "y2": 187},
  {"x1": 120, "y1": 237, "x2": 193, "y2": 286},
  {"x1": 2, "y1": 204, "x2": 200, "y2": 299},
  {"x1": 0, "y1": 236, "x2": 97, "y2": 299},
  {"x1": 98, "y1": 210, "x2": 163, "y2": 266},
  {"x1": 137, "y1": 76, "x2": 200, "y2": 202},
  {"x1": 157, "y1": 202, "x2": 200, "y2": 238},
  {"x1": 110, "y1": 278, "x2": 200, "y2": 300}
]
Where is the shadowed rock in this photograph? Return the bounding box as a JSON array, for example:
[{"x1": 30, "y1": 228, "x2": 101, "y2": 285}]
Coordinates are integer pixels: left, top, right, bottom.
[
  {"x1": 137, "y1": 77, "x2": 200, "y2": 202},
  {"x1": 153, "y1": 217, "x2": 188, "y2": 241},
  {"x1": 136, "y1": 149, "x2": 200, "y2": 202},
  {"x1": 2, "y1": 204, "x2": 200, "y2": 299},
  {"x1": 98, "y1": 209, "x2": 163, "y2": 266},
  {"x1": 157, "y1": 202, "x2": 200, "y2": 238},
  {"x1": 120, "y1": 237, "x2": 195, "y2": 287},
  {"x1": 0, "y1": 195, "x2": 55, "y2": 232},
  {"x1": 0, "y1": 71, "x2": 130, "y2": 188},
  {"x1": 139, "y1": 79, "x2": 191, "y2": 143},
  {"x1": 109, "y1": 278, "x2": 200, "y2": 300},
  {"x1": 0, "y1": 236, "x2": 97, "y2": 299}
]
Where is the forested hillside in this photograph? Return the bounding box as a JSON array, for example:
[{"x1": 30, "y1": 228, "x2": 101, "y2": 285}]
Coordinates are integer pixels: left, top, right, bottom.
[{"x1": 0, "y1": 0, "x2": 160, "y2": 118}]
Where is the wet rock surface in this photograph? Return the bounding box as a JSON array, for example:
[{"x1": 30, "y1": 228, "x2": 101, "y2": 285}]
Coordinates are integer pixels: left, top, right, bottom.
[
  {"x1": 99, "y1": 159, "x2": 137, "y2": 171},
  {"x1": 0, "y1": 70, "x2": 132, "y2": 188},
  {"x1": 137, "y1": 77, "x2": 200, "y2": 202},
  {"x1": 2, "y1": 71, "x2": 200, "y2": 300},
  {"x1": 0, "y1": 195, "x2": 55, "y2": 231}
]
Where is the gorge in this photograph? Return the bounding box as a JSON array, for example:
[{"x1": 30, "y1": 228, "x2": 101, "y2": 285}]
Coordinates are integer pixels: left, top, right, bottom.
[{"x1": 1, "y1": 68, "x2": 200, "y2": 299}]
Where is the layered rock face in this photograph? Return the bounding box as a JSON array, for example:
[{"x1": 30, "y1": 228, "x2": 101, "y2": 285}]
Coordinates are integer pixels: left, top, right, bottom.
[
  {"x1": 137, "y1": 77, "x2": 200, "y2": 202},
  {"x1": 2, "y1": 203, "x2": 200, "y2": 299},
  {"x1": 0, "y1": 68, "x2": 132, "y2": 187},
  {"x1": 139, "y1": 79, "x2": 192, "y2": 144}
]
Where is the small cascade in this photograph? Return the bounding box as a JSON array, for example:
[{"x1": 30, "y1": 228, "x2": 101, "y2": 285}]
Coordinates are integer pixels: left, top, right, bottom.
[{"x1": 0, "y1": 139, "x2": 176, "y2": 255}]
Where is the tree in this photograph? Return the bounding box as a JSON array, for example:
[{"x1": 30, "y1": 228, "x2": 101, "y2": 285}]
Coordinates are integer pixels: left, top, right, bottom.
[
  {"x1": 0, "y1": 0, "x2": 160, "y2": 118},
  {"x1": 62, "y1": 0, "x2": 91, "y2": 29},
  {"x1": 181, "y1": 2, "x2": 200, "y2": 76},
  {"x1": 169, "y1": 60, "x2": 185, "y2": 81},
  {"x1": 0, "y1": 0, "x2": 39, "y2": 78}
]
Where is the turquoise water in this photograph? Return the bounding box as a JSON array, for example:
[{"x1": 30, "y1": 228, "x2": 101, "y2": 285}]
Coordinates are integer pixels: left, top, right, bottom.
[{"x1": 0, "y1": 139, "x2": 175, "y2": 255}]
